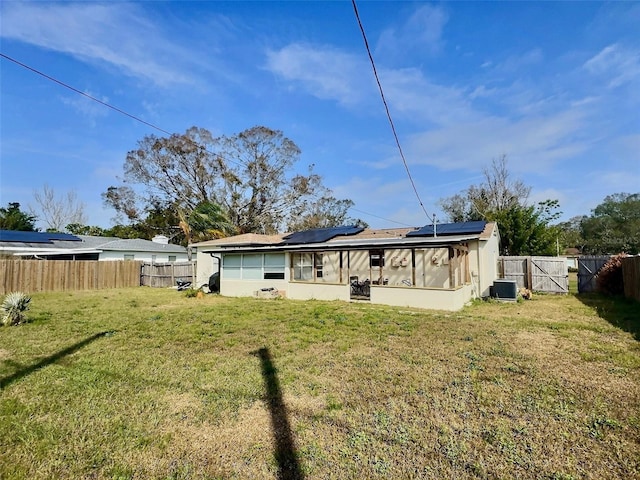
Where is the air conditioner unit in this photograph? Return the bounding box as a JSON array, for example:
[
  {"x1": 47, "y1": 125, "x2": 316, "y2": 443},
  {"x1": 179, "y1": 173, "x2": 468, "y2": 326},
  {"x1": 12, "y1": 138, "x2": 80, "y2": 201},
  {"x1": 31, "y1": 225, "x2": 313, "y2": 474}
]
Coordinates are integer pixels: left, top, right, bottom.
[{"x1": 492, "y1": 279, "x2": 517, "y2": 301}]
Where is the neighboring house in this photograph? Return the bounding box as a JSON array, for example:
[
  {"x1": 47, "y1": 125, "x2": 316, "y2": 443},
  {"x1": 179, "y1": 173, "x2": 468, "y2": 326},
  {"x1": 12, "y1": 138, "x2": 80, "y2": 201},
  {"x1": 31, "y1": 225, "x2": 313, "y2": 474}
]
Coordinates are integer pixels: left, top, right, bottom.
[
  {"x1": 192, "y1": 221, "x2": 500, "y2": 311},
  {"x1": 563, "y1": 247, "x2": 581, "y2": 269},
  {"x1": 0, "y1": 230, "x2": 188, "y2": 262}
]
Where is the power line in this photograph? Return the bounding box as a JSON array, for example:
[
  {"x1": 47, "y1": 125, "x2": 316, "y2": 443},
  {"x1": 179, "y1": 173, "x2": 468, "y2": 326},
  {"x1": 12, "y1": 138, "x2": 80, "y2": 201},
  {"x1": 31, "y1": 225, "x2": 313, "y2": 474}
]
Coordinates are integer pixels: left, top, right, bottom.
[
  {"x1": 348, "y1": 207, "x2": 413, "y2": 227},
  {"x1": 1, "y1": 52, "x2": 172, "y2": 136},
  {"x1": 1, "y1": 52, "x2": 414, "y2": 228},
  {"x1": 351, "y1": 0, "x2": 431, "y2": 221}
]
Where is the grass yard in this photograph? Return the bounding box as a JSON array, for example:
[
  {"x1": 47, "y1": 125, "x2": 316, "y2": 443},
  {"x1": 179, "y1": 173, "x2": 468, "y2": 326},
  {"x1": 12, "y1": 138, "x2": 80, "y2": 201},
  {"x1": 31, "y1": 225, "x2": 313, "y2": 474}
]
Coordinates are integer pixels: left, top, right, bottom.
[{"x1": 1, "y1": 288, "x2": 639, "y2": 480}]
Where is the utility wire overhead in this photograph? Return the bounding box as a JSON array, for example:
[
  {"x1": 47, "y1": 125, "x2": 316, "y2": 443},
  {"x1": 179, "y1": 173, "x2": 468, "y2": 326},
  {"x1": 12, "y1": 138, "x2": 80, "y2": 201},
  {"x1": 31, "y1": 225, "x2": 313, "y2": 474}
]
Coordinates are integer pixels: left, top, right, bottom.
[
  {"x1": 1, "y1": 52, "x2": 410, "y2": 227},
  {"x1": 1, "y1": 53, "x2": 172, "y2": 136},
  {"x1": 351, "y1": 0, "x2": 432, "y2": 222}
]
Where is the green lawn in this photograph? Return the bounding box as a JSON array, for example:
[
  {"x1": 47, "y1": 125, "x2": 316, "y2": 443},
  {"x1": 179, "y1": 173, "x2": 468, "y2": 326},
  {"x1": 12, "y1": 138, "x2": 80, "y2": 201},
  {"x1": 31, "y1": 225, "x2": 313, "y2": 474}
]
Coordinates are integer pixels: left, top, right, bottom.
[{"x1": 1, "y1": 288, "x2": 639, "y2": 479}]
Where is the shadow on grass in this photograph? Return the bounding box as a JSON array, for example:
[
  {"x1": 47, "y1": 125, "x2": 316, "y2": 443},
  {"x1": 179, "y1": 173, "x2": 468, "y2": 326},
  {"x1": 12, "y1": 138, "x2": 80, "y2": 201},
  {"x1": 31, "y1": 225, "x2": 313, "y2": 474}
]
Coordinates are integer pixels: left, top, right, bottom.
[
  {"x1": 0, "y1": 331, "x2": 112, "y2": 389},
  {"x1": 577, "y1": 293, "x2": 640, "y2": 340},
  {"x1": 253, "y1": 347, "x2": 304, "y2": 480}
]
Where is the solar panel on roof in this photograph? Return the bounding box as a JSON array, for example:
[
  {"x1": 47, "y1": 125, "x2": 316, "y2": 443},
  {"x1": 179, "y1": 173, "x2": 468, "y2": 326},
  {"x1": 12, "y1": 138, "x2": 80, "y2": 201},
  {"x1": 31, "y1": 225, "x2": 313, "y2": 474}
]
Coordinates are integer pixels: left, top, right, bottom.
[
  {"x1": 43, "y1": 232, "x2": 82, "y2": 242},
  {"x1": 406, "y1": 221, "x2": 486, "y2": 237},
  {"x1": 0, "y1": 230, "x2": 53, "y2": 243},
  {"x1": 0, "y1": 230, "x2": 81, "y2": 243},
  {"x1": 281, "y1": 225, "x2": 364, "y2": 245}
]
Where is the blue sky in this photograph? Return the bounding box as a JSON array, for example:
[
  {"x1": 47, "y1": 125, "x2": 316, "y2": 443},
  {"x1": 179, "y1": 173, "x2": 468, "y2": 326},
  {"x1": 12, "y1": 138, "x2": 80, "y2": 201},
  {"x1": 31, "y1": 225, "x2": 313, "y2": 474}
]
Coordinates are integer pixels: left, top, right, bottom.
[{"x1": 1, "y1": 1, "x2": 638, "y2": 230}]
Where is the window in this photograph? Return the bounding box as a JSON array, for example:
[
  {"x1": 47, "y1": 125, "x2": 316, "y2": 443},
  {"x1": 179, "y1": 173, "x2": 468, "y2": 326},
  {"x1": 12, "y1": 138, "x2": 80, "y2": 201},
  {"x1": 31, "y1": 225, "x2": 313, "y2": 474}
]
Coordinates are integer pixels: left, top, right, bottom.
[
  {"x1": 151, "y1": 255, "x2": 157, "y2": 264},
  {"x1": 124, "y1": 254, "x2": 135, "y2": 261},
  {"x1": 242, "y1": 254, "x2": 262, "y2": 280},
  {"x1": 293, "y1": 253, "x2": 313, "y2": 281},
  {"x1": 222, "y1": 253, "x2": 285, "y2": 280},
  {"x1": 264, "y1": 253, "x2": 285, "y2": 279},
  {"x1": 223, "y1": 254, "x2": 241, "y2": 279},
  {"x1": 168, "y1": 255, "x2": 176, "y2": 262},
  {"x1": 315, "y1": 253, "x2": 324, "y2": 278},
  {"x1": 370, "y1": 250, "x2": 385, "y2": 267},
  {"x1": 292, "y1": 252, "x2": 324, "y2": 281}
]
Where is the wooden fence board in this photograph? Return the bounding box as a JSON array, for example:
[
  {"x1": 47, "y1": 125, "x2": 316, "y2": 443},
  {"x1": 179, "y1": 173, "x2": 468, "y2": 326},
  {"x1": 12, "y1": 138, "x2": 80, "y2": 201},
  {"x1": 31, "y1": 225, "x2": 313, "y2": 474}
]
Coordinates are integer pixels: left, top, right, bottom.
[
  {"x1": 0, "y1": 260, "x2": 142, "y2": 294},
  {"x1": 577, "y1": 256, "x2": 611, "y2": 293},
  {"x1": 140, "y1": 262, "x2": 195, "y2": 288},
  {"x1": 531, "y1": 256, "x2": 568, "y2": 294},
  {"x1": 499, "y1": 256, "x2": 568, "y2": 294},
  {"x1": 622, "y1": 256, "x2": 640, "y2": 302}
]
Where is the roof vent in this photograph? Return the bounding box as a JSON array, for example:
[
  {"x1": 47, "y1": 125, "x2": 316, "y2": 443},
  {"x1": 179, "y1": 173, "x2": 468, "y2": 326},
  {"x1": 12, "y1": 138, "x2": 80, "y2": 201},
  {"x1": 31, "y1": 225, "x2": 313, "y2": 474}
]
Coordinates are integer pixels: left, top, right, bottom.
[{"x1": 152, "y1": 235, "x2": 169, "y2": 244}]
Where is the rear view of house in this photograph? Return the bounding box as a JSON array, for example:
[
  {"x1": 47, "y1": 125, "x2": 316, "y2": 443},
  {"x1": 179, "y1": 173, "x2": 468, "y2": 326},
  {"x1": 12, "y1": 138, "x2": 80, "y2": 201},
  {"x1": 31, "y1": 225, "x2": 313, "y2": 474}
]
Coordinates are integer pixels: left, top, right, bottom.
[{"x1": 192, "y1": 221, "x2": 500, "y2": 311}]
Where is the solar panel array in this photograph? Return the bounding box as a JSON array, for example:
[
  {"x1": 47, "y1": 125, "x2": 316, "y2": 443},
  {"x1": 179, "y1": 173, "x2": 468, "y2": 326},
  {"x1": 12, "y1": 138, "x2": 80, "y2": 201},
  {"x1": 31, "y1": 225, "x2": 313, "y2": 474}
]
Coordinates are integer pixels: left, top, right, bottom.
[
  {"x1": 406, "y1": 220, "x2": 487, "y2": 237},
  {"x1": 281, "y1": 225, "x2": 365, "y2": 245},
  {"x1": 0, "y1": 230, "x2": 82, "y2": 244}
]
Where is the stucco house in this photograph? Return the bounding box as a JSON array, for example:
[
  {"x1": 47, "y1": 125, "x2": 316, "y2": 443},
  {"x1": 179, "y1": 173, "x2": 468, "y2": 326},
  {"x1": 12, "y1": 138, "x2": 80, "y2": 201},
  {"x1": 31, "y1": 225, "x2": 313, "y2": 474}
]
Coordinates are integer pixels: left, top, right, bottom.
[
  {"x1": 0, "y1": 230, "x2": 188, "y2": 262},
  {"x1": 192, "y1": 221, "x2": 500, "y2": 311}
]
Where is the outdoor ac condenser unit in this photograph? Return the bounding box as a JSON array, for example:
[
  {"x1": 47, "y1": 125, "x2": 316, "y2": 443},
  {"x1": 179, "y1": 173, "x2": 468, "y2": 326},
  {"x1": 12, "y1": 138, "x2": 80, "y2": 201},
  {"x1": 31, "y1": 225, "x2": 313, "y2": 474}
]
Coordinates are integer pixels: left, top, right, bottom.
[{"x1": 492, "y1": 279, "x2": 517, "y2": 301}]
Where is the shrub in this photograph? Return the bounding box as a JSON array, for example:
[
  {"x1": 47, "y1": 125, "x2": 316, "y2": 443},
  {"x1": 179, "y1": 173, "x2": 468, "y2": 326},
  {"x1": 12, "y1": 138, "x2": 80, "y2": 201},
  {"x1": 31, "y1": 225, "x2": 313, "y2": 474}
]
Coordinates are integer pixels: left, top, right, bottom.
[
  {"x1": 183, "y1": 287, "x2": 198, "y2": 298},
  {"x1": 1, "y1": 291, "x2": 31, "y2": 326},
  {"x1": 596, "y1": 253, "x2": 627, "y2": 295}
]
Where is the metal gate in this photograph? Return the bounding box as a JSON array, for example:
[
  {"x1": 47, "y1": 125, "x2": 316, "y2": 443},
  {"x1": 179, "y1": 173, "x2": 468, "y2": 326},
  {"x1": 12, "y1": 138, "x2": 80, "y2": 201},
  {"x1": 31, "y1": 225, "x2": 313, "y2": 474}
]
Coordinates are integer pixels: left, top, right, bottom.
[{"x1": 577, "y1": 256, "x2": 611, "y2": 293}]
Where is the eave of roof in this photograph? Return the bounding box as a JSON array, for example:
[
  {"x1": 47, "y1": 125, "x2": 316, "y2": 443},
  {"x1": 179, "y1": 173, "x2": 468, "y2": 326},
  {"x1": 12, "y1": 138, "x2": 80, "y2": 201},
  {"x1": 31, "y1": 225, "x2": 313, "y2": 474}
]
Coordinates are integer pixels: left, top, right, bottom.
[
  {"x1": 193, "y1": 222, "x2": 497, "y2": 253},
  {"x1": 199, "y1": 234, "x2": 483, "y2": 253}
]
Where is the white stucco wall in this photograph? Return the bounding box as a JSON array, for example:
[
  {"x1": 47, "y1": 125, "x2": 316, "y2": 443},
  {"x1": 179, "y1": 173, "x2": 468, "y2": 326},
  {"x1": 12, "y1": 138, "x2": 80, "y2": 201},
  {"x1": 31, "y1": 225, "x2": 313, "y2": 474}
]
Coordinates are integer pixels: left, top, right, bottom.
[
  {"x1": 473, "y1": 233, "x2": 500, "y2": 297},
  {"x1": 371, "y1": 284, "x2": 473, "y2": 311},
  {"x1": 288, "y1": 282, "x2": 350, "y2": 301},
  {"x1": 220, "y1": 279, "x2": 289, "y2": 297},
  {"x1": 194, "y1": 249, "x2": 220, "y2": 287}
]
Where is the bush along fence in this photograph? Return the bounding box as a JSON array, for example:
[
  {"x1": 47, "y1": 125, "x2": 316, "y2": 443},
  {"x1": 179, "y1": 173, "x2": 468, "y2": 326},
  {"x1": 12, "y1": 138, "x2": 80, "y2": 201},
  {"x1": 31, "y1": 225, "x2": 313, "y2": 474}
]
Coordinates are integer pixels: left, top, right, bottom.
[
  {"x1": 140, "y1": 262, "x2": 196, "y2": 288},
  {"x1": 0, "y1": 259, "x2": 143, "y2": 295},
  {"x1": 498, "y1": 256, "x2": 568, "y2": 294},
  {"x1": 577, "y1": 255, "x2": 640, "y2": 302}
]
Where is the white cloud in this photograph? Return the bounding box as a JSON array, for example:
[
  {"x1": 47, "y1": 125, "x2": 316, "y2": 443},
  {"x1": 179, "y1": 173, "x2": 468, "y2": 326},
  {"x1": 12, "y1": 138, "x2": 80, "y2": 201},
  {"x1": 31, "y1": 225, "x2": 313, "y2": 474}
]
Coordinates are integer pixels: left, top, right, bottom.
[
  {"x1": 265, "y1": 43, "x2": 372, "y2": 107},
  {"x1": 404, "y1": 109, "x2": 590, "y2": 173},
  {"x1": 59, "y1": 91, "x2": 109, "y2": 125},
  {"x1": 1, "y1": 2, "x2": 199, "y2": 86},
  {"x1": 584, "y1": 44, "x2": 640, "y2": 88},
  {"x1": 376, "y1": 5, "x2": 449, "y2": 58},
  {"x1": 266, "y1": 44, "x2": 474, "y2": 126}
]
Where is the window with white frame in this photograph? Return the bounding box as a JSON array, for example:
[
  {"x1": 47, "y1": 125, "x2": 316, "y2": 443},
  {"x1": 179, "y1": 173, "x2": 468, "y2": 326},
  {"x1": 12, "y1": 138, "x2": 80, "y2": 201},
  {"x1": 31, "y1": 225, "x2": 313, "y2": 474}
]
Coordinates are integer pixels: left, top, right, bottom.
[
  {"x1": 222, "y1": 253, "x2": 285, "y2": 280},
  {"x1": 292, "y1": 252, "x2": 324, "y2": 281},
  {"x1": 293, "y1": 253, "x2": 313, "y2": 281}
]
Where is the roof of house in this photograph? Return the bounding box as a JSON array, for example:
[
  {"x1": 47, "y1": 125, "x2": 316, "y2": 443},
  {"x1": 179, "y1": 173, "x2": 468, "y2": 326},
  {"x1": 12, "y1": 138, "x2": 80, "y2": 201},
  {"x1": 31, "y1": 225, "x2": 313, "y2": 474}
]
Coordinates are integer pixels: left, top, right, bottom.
[
  {"x1": 192, "y1": 222, "x2": 498, "y2": 252},
  {"x1": 0, "y1": 230, "x2": 187, "y2": 255}
]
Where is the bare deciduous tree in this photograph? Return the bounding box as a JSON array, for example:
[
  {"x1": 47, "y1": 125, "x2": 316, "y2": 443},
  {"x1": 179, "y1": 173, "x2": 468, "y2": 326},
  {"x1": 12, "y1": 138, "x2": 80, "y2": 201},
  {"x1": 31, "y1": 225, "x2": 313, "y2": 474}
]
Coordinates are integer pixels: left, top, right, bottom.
[
  {"x1": 439, "y1": 155, "x2": 531, "y2": 221},
  {"x1": 31, "y1": 185, "x2": 87, "y2": 232},
  {"x1": 104, "y1": 126, "x2": 363, "y2": 236}
]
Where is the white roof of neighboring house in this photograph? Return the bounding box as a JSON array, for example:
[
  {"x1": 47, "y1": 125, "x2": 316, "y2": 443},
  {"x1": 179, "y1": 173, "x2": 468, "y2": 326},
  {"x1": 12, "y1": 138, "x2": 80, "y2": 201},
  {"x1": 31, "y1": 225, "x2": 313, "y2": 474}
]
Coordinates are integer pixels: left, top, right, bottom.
[{"x1": 0, "y1": 231, "x2": 186, "y2": 256}]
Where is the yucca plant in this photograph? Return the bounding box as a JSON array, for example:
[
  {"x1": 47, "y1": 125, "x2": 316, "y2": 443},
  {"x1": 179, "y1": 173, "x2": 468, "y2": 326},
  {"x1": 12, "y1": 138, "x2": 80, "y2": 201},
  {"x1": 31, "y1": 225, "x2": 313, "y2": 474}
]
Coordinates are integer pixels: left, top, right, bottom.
[{"x1": 1, "y1": 292, "x2": 31, "y2": 326}]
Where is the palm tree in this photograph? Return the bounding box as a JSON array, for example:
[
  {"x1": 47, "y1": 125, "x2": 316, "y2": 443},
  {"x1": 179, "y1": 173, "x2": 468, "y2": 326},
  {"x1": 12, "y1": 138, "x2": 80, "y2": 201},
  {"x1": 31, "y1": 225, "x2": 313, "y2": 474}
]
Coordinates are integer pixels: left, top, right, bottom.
[{"x1": 178, "y1": 202, "x2": 237, "y2": 259}]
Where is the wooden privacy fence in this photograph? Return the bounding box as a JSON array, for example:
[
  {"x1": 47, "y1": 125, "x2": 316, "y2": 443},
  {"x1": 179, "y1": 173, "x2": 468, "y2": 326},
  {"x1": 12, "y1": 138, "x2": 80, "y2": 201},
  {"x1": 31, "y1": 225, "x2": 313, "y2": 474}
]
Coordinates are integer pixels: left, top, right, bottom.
[
  {"x1": 622, "y1": 256, "x2": 640, "y2": 302},
  {"x1": 0, "y1": 259, "x2": 142, "y2": 295},
  {"x1": 140, "y1": 262, "x2": 195, "y2": 288},
  {"x1": 577, "y1": 255, "x2": 611, "y2": 293},
  {"x1": 498, "y1": 256, "x2": 568, "y2": 294}
]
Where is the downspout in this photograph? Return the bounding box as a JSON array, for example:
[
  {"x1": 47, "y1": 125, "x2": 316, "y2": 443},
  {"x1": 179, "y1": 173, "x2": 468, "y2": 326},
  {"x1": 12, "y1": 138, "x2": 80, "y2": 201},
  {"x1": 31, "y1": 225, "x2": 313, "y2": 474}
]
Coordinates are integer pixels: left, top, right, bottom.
[{"x1": 209, "y1": 253, "x2": 221, "y2": 291}]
